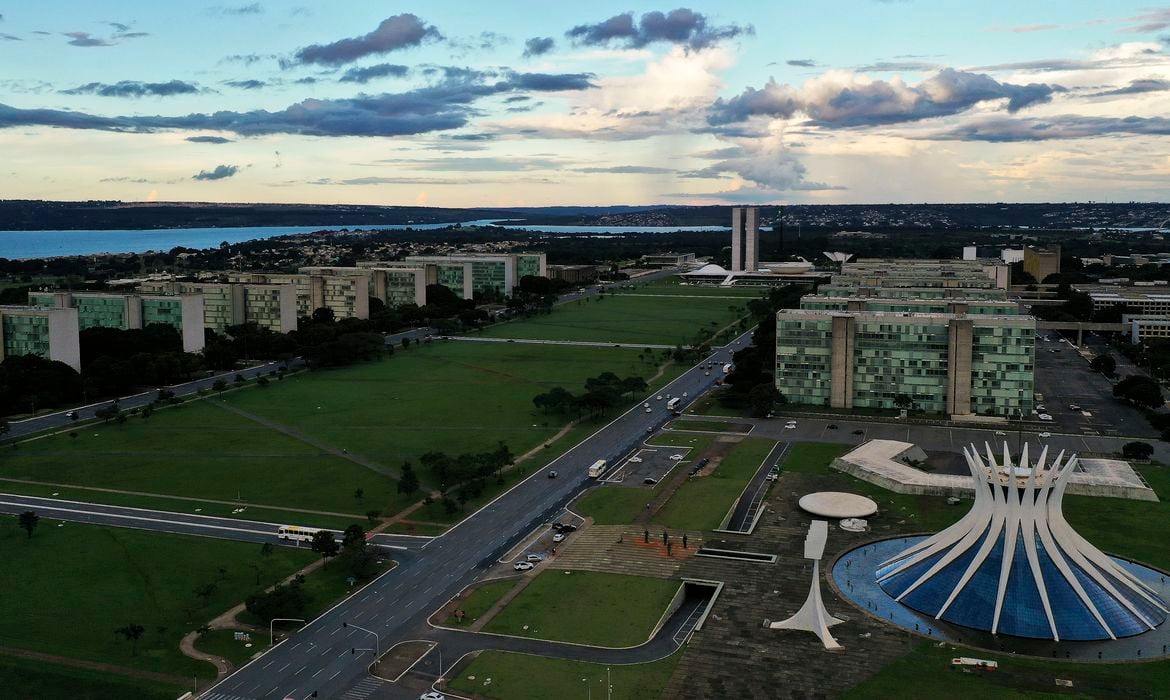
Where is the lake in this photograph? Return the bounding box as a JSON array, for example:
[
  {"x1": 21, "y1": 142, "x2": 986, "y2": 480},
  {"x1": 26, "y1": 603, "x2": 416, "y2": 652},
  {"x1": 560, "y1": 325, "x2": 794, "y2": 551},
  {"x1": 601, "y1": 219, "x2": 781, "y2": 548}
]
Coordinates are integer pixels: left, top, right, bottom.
[{"x1": 0, "y1": 220, "x2": 733, "y2": 260}]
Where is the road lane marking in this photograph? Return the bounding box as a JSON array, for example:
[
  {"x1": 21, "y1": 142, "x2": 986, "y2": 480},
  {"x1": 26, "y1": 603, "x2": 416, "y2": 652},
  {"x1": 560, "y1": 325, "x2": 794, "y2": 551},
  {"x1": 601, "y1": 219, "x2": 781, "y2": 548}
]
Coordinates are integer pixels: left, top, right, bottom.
[
  {"x1": 278, "y1": 663, "x2": 290, "y2": 673},
  {"x1": 313, "y1": 668, "x2": 323, "y2": 677}
]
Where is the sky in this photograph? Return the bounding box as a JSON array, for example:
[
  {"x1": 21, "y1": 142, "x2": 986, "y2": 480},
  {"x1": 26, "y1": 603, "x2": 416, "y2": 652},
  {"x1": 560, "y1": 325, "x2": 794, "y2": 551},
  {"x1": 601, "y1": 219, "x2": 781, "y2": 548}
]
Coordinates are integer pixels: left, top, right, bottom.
[{"x1": 1, "y1": 1, "x2": 1169, "y2": 207}]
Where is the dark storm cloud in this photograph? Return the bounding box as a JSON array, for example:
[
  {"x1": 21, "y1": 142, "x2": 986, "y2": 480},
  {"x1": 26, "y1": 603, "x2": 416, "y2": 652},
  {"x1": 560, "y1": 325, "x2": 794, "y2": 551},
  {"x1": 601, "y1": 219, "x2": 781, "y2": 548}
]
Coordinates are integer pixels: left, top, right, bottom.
[
  {"x1": 193, "y1": 164, "x2": 239, "y2": 180},
  {"x1": 0, "y1": 70, "x2": 595, "y2": 138},
  {"x1": 450, "y1": 133, "x2": 495, "y2": 141},
  {"x1": 61, "y1": 80, "x2": 200, "y2": 98},
  {"x1": 339, "y1": 63, "x2": 410, "y2": 84},
  {"x1": 566, "y1": 8, "x2": 752, "y2": 50},
  {"x1": 1089, "y1": 78, "x2": 1170, "y2": 97},
  {"x1": 707, "y1": 68, "x2": 1060, "y2": 128},
  {"x1": 289, "y1": 13, "x2": 441, "y2": 66},
  {"x1": 786, "y1": 59, "x2": 816, "y2": 67},
  {"x1": 523, "y1": 36, "x2": 555, "y2": 58},
  {"x1": 186, "y1": 135, "x2": 233, "y2": 143},
  {"x1": 925, "y1": 115, "x2": 1170, "y2": 142}
]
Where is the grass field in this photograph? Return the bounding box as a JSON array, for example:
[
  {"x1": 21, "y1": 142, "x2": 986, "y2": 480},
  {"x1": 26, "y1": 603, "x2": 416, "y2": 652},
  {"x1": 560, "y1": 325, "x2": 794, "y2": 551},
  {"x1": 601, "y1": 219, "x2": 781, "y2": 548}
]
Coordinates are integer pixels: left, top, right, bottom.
[
  {"x1": 781, "y1": 442, "x2": 851, "y2": 474},
  {"x1": 446, "y1": 578, "x2": 517, "y2": 626},
  {"x1": 574, "y1": 433, "x2": 711, "y2": 525},
  {"x1": 450, "y1": 649, "x2": 683, "y2": 700},
  {"x1": 0, "y1": 655, "x2": 181, "y2": 700},
  {"x1": 483, "y1": 571, "x2": 679, "y2": 647},
  {"x1": 193, "y1": 629, "x2": 261, "y2": 668},
  {"x1": 617, "y1": 278, "x2": 765, "y2": 298},
  {"x1": 653, "y1": 437, "x2": 775, "y2": 531},
  {"x1": 843, "y1": 642, "x2": 1170, "y2": 699},
  {"x1": 478, "y1": 293, "x2": 747, "y2": 345},
  {"x1": 0, "y1": 516, "x2": 314, "y2": 678},
  {"x1": 0, "y1": 399, "x2": 399, "y2": 517}
]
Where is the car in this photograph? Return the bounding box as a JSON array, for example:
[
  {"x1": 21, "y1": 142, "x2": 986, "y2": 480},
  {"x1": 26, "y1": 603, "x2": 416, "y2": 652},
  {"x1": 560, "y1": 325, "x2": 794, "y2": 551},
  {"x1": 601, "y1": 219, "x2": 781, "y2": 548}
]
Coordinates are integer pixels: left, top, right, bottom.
[
  {"x1": 1039, "y1": 432, "x2": 1052, "y2": 438},
  {"x1": 547, "y1": 470, "x2": 558, "y2": 479},
  {"x1": 526, "y1": 554, "x2": 544, "y2": 562},
  {"x1": 682, "y1": 392, "x2": 688, "y2": 398},
  {"x1": 656, "y1": 395, "x2": 663, "y2": 400},
  {"x1": 643, "y1": 402, "x2": 650, "y2": 408},
  {"x1": 629, "y1": 456, "x2": 643, "y2": 463},
  {"x1": 784, "y1": 423, "x2": 796, "y2": 429},
  {"x1": 647, "y1": 426, "x2": 653, "y2": 433},
  {"x1": 552, "y1": 533, "x2": 566, "y2": 543},
  {"x1": 1035, "y1": 405, "x2": 1047, "y2": 412},
  {"x1": 765, "y1": 473, "x2": 778, "y2": 481},
  {"x1": 559, "y1": 523, "x2": 578, "y2": 532},
  {"x1": 670, "y1": 454, "x2": 684, "y2": 460},
  {"x1": 666, "y1": 393, "x2": 672, "y2": 399},
  {"x1": 643, "y1": 477, "x2": 659, "y2": 485},
  {"x1": 645, "y1": 407, "x2": 652, "y2": 413},
  {"x1": 513, "y1": 562, "x2": 534, "y2": 571},
  {"x1": 1038, "y1": 414, "x2": 1053, "y2": 421},
  {"x1": 65, "y1": 410, "x2": 77, "y2": 419},
  {"x1": 704, "y1": 371, "x2": 710, "y2": 376},
  {"x1": 827, "y1": 424, "x2": 838, "y2": 430},
  {"x1": 420, "y1": 693, "x2": 446, "y2": 700},
  {"x1": 853, "y1": 429, "x2": 864, "y2": 435}
]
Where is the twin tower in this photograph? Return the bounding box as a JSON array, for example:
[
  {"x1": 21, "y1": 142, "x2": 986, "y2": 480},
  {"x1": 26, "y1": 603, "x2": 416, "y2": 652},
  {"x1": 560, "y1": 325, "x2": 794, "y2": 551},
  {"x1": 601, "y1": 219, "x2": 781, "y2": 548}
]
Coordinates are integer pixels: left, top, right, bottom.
[{"x1": 730, "y1": 207, "x2": 761, "y2": 273}]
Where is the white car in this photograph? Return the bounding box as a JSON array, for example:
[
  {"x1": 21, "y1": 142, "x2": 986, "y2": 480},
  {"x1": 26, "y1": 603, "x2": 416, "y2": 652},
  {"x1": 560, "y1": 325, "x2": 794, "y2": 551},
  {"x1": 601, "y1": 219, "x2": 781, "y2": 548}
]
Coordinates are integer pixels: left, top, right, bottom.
[
  {"x1": 1035, "y1": 405, "x2": 1047, "y2": 412},
  {"x1": 1039, "y1": 432, "x2": 1052, "y2": 438},
  {"x1": 656, "y1": 395, "x2": 663, "y2": 400},
  {"x1": 994, "y1": 431, "x2": 1007, "y2": 436},
  {"x1": 420, "y1": 692, "x2": 446, "y2": 700},
  {"x1": 670, "y1": 454, "x2": 684, "y2": 460},
  {"x1": 1038, "y1": 414, "x2": 1053, "y2": 421},
  {"x1": 629, "y1": 456, "x2": 643, "y2": 463},
  {"x1": 643, "y1": 402, "x2": 650, "y2": 408},
  {"x1": 513, "y1": 561, "x2": 534, "y2": 571},
  {"x1": 784, "y1": 423, "x2": 796, "y2": 430},
  {"x1": 552, "y1": 533, "x2": 565, "y2": 543},
  {"x1": 526, "y1": 553, "x2": 544, "y2": 562},
  {"x1": 645, "y1": 407, "x2": 652, "y2": 413}
]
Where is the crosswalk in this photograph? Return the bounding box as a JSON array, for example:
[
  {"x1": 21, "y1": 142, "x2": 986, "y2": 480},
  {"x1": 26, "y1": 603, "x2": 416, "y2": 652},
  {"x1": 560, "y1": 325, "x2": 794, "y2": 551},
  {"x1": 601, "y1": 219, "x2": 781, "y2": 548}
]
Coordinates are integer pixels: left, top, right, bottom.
[
  {"x1": 339, "y1": 676, "x2": 386, "y2": 700},
  {"x1": 199, "y1": 693, "x2": 253, "y2": 700}
]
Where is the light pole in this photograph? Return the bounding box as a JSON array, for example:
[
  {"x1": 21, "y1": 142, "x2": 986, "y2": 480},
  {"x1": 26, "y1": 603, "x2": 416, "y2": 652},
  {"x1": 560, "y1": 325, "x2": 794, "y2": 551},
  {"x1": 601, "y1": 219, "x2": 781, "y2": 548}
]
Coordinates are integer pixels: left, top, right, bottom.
[
  {"x1": 343, "y1": 621, "x2": 380, "y2": 661},
  {"x1": 581, "y1": 677, "x2": 590, "y2": 700},
  {"x1": 607, "y1": 666, "x2": 612, "y2": 700},
  {"x1": 269, "y1": 618, "x2": 305, "y2": 646}
]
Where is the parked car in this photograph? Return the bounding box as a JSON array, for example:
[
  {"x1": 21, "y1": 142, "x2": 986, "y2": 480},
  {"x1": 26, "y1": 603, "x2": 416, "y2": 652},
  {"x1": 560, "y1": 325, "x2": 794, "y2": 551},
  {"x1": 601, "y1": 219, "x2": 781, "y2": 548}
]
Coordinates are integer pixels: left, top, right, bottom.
[
  {"x1": 1039, "y1": 432, "x2": 1052, "y2": 438},
  {"x1": 643, "y1": 477, "x2": 658, "y2": 485},
  {"x1": 558, "y1": 523, "x2": 578, "y2": 532},
  {"x1": 526, "y1": 554, "x2": 544, "y2": 562},
  {"x1": 994, "y1": 431, "x2": 1007, "y2": 436},
  {"x1": 670, "y1": 454, "x2": 684, "y2": 460},
  {"x1": 513, "y1": 562, "x2": 534, "y2": 572},
  {"x1": 765, "y1": 473, "x2": 778, "y2": 482},
  {"x1": 827, "y1": 424, "x2": 838, "y2": 430},
  {"x1": 1038, "y1": 414, "x2": 1054, "y2": 421},
  {"x1": 629, "y1": 456, "x2": 643, "y2": 463},
  {"x1": 552, "y1": 533, "x2": 565, "y2": 543},
  {"x1": 420, "y1": 692, "x2": 446, "y2": 700},
  {"x1": 1069, "y1": 404, "x2": 1081, "y2": 411},
  {"x1": 547, "y1": 470, "x2": 558, "y2": 479},
  {"x1": 852, "y1": 429, "x2": 864, "y2": 435},
  {"x1": 784, "y1": 422, "x2": 797, "y2": 430}
]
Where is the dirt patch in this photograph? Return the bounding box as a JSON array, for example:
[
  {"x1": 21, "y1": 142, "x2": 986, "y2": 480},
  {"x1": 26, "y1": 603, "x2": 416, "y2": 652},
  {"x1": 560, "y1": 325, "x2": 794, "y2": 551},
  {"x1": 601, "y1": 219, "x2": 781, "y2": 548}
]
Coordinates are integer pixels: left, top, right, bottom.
[{"x1": 374, "y1": 640, "x2": 435, "y2": 682}]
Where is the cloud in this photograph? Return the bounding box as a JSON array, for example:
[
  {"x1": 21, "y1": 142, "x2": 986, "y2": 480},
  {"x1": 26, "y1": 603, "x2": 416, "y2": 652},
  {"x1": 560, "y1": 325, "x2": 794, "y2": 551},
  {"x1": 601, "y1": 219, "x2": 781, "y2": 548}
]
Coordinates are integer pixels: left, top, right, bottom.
[
  {"x1": 213, "y1": 3, "x2": 264, "y2": 15},
  {"x1": 339, "y1": 63, "x2": 409, "y2": 84},
  {"x1": 925, "y1": 114, "x2": 1170, "y2": 142},
  {"x1": 450, "y1": 133, "x2": 495, "y2": 141},
  {"x1": 523, "y1": 36, "x2": 555, "y2": 58},
  {"x1": 707, "y1": 68, "x2": 1060, "y2": 128},
  {"x1": 193, "y1": 164, "x2": 239, "y2": 180},
  {"x1": 224, "y1": 79, "x2": 266, "y2": 89},
  {"x1": 1, "y1": 34, "x2": 21, "y2": 41},
  {"x1": 290, "y1": 13, "x2": 442, "y2": 66},
  {"x1": 786, "y1": 59, "x2": 816, "y2": 67},
  {"x1": 185, "y1": 135, "x2": 233, "y2": 143},
  {"x1": 574, "y1": 165, "x2": 674, "y2": 174},
  {"x1": 854, "y1": 60, "x2": 939, "y2": 72},
  {"x1": 987, "y1": 23, "x2": 1060, "y2": 33},
  {"x1": 1121, "y1": 9, "x2": 1170, "y2": 34},
  {"x1": 63, "y1": 26, "x2": 148, "y2": 47},
  {"x1": 64, "y1": 31, "x2": 112, "y2": 47},
  {"x1": 449, "y1": 31, "x2": 507, "y2": 54},
  {"x1": 1089, "y1": 78, "x2": 1170, "y2": 96},
  {"x1": 100, "y1": 176, "x2": 151, "y2": 183},
  {"x1": 61, "y1": 80, "x2": 200, "y2": 98},
  {"x1": 0, "y1": 70, "x2": 596, "y2": 138},
  {"x1": 567, "y1": 8, "x2": 752, "y2": 51},
  {"x1": 222, "y1": 53, "x2": 275, "y2": 65}
]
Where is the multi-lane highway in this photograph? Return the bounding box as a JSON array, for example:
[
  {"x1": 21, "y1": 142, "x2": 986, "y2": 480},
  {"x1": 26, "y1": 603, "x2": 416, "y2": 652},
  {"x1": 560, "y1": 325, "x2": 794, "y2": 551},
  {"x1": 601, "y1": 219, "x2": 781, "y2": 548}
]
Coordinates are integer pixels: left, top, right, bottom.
[{"x1": 197, "y1": 330, "x2": 751, "y2": 700}]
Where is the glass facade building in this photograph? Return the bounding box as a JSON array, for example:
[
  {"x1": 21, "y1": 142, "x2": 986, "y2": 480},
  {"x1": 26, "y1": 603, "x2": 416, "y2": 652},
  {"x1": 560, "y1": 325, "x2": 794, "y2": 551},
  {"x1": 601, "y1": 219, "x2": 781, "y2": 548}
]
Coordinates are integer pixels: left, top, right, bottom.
[{"x1": 0, "y1": 305, "x2": 81, "y2": 371}]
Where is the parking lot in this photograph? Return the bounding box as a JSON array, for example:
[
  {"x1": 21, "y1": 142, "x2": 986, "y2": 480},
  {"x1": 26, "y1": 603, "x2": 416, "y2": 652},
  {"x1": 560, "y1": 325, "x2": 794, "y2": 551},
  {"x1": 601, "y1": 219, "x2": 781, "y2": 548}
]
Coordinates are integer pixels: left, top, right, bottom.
[
  {"x1": 1033, "y1": 332, "x2": 1155, "y2": 438},
  {"x1": 604, "y1": 444, "x2": 692, "y2": 487}
]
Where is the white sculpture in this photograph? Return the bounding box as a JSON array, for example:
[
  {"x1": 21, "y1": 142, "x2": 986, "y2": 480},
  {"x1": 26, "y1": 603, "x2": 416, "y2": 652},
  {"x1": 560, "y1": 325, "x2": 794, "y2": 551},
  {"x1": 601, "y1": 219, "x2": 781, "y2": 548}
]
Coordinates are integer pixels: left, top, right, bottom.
[{"x1": 768, "y1": 520, "x2": 845, "y2": 650}]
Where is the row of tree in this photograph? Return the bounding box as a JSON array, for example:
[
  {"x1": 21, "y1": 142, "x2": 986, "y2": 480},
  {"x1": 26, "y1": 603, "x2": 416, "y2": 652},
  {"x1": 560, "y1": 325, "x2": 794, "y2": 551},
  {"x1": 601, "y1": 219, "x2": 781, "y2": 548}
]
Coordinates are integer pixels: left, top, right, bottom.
[{"x1": 531, "y1": 372, "x2": 649, "y2": 417}]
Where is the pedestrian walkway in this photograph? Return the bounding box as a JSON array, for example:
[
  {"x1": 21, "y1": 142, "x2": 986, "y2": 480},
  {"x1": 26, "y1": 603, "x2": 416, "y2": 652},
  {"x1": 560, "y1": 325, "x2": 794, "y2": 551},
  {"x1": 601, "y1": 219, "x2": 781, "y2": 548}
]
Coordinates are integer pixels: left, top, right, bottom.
[{"x1": 553, "y1": 524, "x2": 702, "y2": 578}]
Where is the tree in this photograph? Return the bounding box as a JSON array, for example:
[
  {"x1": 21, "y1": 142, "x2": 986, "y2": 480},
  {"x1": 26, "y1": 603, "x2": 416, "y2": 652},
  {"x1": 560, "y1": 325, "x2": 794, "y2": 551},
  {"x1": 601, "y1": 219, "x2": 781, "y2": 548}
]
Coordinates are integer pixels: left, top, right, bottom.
[
  {"x1": 1123, "y1": 441, "x2": 1154, "y2": 460},
  {"x1": 402, "y1": 337, "x2": 411, "y2": 350},
  {"x1": 342, "y1": 524, "x2": 366, "y2": 549},
  {"x1": 310, "y1": 530, "x2": 340, "y2": 562},
  {"x1": 194, "y1": 582, "x2": 217, "y2": 607},
  {"x1": 748, "y1": 383, "x2": 781, "y2": 418},
  {"x1": 311, "y1": 307, "x2": 336, "y2": 324},
  {"x1": 115, "y1": 623, "x2": 145, "y2": 656},
  {"x1": 18, "y1": 510, "x2": 38, "y2": 539},
  {"x1": 353, "y1": 488, "x2": 364, "y2": 503},
  {"x1": 1090, "y1": 355, "x2": 1117, "y2": 377},
  {"x1": 893, "y1": 394, "x2": 914, "y2": 411},
  {"x1": 212, "y1": 379, "x2": 227, "y2": 392},
  {"x1": 245, "y1": 583, "x2": 307, "y2": 623},
  {"x1": 1113, "y1": 375, "x2": 1164, "y2": 409},
  {"x1": 365, "y1": 509, "x2": 382, "y2": 523},
  {"x1": 397, "y1": 462, "x2": 420, "y2": 495}
]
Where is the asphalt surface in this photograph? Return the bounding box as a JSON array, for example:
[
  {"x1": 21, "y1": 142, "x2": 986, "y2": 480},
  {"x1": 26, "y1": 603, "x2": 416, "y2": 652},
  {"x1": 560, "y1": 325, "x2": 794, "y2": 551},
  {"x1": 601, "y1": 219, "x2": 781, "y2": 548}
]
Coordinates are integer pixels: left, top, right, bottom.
[
  {"x1": 4, "y1": 327, "x2": 433, "y2": 441},
  {"x1": 724, "y1": 441, "x2": 788, "y2": 532},
  {"x1": 0, "y1": 493, "x2": 429, "y2": 552},
  {"x1": 197, "y1": 329, "x2": 752, "y2": 700}
]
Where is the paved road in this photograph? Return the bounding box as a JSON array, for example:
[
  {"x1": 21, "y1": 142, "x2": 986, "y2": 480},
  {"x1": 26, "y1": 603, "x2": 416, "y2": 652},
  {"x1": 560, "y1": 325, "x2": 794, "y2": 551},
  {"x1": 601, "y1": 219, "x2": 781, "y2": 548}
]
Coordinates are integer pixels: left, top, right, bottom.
[
  {"x1": 4, "y1": 327, "x2": 433, "y2": 441},
  {"x1": 447, "y1": 336, "x2": 678, "y2": 350},
  {"x1": 0, "y1": 493, "x2": 429, "y2": 552},
  {"x1": 198, "y1": 330, "x2": 752, "y2": 700},
  {"x1": 724, "y1": 441, "x2": 788, "y2": 532}
]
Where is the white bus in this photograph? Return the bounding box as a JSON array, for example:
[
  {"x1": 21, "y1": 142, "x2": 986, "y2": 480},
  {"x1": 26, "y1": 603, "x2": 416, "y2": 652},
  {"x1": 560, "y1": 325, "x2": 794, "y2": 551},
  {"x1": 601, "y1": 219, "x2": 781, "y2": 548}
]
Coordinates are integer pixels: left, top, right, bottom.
[
  {"x1": 588, "y1": 459, "x2": 608, "y2": 478},
  {"x1": 722, "y1": 363, "x2": 733, "y2": 374},
  {"x1": 277, "y1": 525, "x2": 322, "y2": 543},
  {"x1": 666, "y1": 397, "x2": 682, "y2": 414}
]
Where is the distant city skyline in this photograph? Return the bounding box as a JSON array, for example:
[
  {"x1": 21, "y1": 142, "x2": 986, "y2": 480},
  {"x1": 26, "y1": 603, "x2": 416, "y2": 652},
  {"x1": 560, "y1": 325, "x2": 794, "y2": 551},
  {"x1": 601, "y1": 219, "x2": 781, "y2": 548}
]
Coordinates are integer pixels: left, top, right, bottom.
[{"x1": 1, "y1": 1, "x2": 1169, "y2": 206}]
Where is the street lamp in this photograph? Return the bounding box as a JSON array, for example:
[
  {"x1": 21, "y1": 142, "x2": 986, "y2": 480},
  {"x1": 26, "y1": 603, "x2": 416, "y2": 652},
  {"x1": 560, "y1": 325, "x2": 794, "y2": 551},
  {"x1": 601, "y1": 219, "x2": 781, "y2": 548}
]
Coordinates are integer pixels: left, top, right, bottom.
[
  {"x1": 269, "y1": 618, "x2": 305, "y2": 646},
  {"x1": 343, "y1": 621, "x2": 380, "y2": 661}
]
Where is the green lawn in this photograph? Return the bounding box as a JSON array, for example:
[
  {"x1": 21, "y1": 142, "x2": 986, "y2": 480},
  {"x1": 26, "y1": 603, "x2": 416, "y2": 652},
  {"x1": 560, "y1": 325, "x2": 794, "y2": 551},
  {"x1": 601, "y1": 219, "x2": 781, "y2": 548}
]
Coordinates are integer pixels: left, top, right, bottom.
[
  {"x1": 654, "y1": 437, "x2": 776, "y2": 531},
  {"x1": 446, "y1": 578, "x2": 517, "y2": 626},
  {"x1": 0, "y1": 516, "x2": 314, "y2": 678},
  {"x1": 575, "y1": 482, "x2": 665, "y2": 525},
  {"x1": 844, "y1": 642, "x2": 1170, "y2": 699},
  {"x1": 1064, "y1": 463, "x2": 1170, "y2": 571},
  {"x1": 483, "y1": 571, "x2": 680, "y2": 647},
  {"x1": 0, "y1": 399, "x2": 400, "y2": 516},
  {"x1": 450, "y1": 649, "x2": 683, "y2": 700},
  {"x1": 223, "y1": 342, "x2": 665, "y2": 487},
  {"x1": 478, "y1": 293, "x2": 747, "y2": 345},
  {"x1": 193, "y1": 629, "x2": 262, "y2": 667},
  {"x1": 0, "y1": 655, "x2": 181, "y2": 700},
  {"x1": 781, "y1": 442, "x2": 851, "y2": 474}
]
